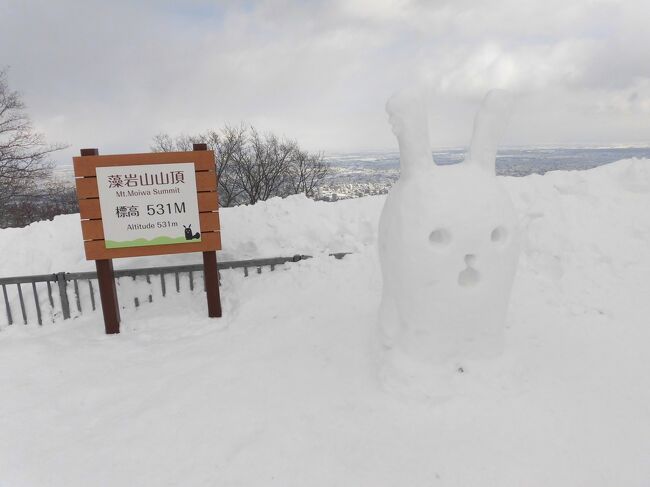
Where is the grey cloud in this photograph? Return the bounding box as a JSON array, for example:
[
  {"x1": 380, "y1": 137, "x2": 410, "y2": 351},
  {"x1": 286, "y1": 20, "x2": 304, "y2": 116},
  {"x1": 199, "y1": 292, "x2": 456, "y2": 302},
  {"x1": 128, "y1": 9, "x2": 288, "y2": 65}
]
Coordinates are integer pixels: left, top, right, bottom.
[{"x1": 1, "y1": 0, "x2": 649, "y2": 166}]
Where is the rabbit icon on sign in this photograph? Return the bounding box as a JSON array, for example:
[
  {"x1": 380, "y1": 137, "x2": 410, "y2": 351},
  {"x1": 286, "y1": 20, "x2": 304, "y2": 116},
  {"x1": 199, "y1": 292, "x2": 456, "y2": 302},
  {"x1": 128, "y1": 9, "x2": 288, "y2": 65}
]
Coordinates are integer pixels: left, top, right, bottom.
[{"x1": 183, "y1": 224, "x2": 201, "y2": 240}]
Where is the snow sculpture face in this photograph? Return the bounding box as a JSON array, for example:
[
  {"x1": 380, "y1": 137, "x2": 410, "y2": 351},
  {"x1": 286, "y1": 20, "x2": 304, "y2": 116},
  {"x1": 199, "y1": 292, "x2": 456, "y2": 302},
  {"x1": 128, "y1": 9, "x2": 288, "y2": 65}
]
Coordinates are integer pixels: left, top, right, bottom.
[{"x1": 378, "y1": 89, "x2": 520, "y2": 371}]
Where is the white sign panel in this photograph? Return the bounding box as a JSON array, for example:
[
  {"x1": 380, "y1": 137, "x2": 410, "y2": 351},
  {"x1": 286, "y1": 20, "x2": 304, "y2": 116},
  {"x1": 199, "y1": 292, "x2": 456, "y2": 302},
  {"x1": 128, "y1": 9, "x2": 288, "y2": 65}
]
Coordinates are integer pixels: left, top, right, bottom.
[{"x1": 96, "y1": 163, "x2": 201, "y2": 249}]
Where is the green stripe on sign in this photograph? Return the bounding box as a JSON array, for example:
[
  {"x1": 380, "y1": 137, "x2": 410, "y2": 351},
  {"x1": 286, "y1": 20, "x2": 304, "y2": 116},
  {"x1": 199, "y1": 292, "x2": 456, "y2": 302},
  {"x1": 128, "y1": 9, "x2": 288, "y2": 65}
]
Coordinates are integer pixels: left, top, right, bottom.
[{"x1": 105, "y1": 236, "x2": 202, "y2": 248}]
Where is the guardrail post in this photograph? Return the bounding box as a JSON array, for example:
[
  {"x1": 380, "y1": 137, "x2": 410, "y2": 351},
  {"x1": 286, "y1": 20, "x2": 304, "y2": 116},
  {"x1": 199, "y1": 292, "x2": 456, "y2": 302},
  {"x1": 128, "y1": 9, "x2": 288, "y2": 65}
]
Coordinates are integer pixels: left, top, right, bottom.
[{"x1": 56, "y1": 272, "x2": 71, "y2": 320}]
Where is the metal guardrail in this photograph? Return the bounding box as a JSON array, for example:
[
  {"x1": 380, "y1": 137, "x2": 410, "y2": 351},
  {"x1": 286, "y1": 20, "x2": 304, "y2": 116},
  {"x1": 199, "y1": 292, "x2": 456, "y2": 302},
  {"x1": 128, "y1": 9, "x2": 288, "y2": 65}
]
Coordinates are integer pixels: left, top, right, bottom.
[{"x1": 0, "y1": 253, "x2": 350, "y2": 327}]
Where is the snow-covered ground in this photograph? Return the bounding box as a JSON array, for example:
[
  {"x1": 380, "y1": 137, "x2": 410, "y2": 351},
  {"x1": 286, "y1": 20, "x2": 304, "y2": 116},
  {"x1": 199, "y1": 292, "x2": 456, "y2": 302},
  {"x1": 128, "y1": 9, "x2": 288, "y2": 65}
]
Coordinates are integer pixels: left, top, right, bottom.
[{"x1": 1, "y1": 159, "x2": 649, "y2": 486}]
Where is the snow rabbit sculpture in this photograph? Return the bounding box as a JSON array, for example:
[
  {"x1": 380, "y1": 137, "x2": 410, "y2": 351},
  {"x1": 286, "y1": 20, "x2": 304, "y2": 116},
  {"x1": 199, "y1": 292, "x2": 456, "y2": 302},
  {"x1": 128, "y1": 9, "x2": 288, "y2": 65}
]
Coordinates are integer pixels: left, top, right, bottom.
[{"x1": 377, "y1": 89, "x2": 520, "y2": 375}]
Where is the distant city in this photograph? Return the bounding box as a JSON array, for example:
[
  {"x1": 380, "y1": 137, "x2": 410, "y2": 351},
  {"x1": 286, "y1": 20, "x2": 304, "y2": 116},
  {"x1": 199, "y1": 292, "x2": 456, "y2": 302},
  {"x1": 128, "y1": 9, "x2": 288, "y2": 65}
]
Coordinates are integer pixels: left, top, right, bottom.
[
  {"x1": 317, "y1": 146, "x2": 650, "y2": 201},
  {"x1": 54, "y1": 146, "x2": 650, "y2": 203}
]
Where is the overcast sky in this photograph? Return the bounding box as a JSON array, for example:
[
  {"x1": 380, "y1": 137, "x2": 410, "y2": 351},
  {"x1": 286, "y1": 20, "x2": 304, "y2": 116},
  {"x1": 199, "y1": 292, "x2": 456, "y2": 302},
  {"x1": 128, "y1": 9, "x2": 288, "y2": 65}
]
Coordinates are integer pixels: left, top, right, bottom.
[{"x1": 2, "y1": 0, "x2": 649, "y2": 164}]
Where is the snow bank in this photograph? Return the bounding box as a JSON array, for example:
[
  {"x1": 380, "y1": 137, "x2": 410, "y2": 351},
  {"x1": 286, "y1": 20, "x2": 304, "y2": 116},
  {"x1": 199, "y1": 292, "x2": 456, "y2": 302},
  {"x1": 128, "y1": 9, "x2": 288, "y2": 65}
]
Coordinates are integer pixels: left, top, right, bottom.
[
  {"x1": 3, "y1": 157, "x2": 648, "y2": 278},
  {"x1": 1, "y1": 158, "x2": 649, "y2": 486},
  {"x1": 0, "y1": 194, "x2": 381, "y2": 276}
]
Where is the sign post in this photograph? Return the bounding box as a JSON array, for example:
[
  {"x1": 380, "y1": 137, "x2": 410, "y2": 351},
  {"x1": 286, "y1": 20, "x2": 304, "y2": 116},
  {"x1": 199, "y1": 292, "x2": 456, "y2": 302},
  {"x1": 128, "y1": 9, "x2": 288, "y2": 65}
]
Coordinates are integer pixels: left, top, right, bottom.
[
  {"x1": 74, "y1": 144, "x2": 222, "y2": 334},
  {"x1": 195, "y1": 143, "x2": 222, "y2": 318}
]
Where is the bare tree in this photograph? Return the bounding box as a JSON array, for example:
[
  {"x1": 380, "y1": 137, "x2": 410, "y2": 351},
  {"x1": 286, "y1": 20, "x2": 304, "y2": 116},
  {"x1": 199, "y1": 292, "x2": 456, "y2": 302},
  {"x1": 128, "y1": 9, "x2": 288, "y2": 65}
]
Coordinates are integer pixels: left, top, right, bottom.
[
  {"x1": 285, "y1": 149, "x2": 328, "y2": 198},
  {"x1": 153, "y1": 125, "x2": 329, "y2": 206},
  {"x1": 2, "y1": 180, "x2": 78, "y2": 228},
  {"x1": 0, "y1": 69, "x2": 67, "y2": 226},
  {"x1": 232, "y1": 129, "x2": 296, "y2": 204},
  {"x1": 212, "y1": 125, "x2": 247, "y2": 206},
  {"x1": 152, "y1": 125, "x2": 248, "y2": 207}
]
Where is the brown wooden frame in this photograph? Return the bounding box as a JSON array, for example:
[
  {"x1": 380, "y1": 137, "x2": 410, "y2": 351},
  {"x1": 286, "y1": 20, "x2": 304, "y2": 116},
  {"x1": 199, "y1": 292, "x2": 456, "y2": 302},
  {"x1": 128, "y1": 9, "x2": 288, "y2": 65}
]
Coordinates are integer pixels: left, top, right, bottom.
[
  {"x1": 74, "y1": 146, "x2": 222, "y2": 334},
  {"x1": 74, "y1": 150, "x2": 221, "y2": 260}
]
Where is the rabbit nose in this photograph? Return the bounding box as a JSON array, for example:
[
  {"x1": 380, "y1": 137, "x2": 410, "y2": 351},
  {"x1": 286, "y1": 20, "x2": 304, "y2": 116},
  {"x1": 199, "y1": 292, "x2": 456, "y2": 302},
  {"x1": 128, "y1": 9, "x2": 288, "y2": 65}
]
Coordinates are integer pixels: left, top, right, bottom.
[
  {"x1": 464, "y1": 254, "x2": 477, "y2": 266},
  {"x1": 458, "y1": 254, "x2": 480, "y2": 287}
]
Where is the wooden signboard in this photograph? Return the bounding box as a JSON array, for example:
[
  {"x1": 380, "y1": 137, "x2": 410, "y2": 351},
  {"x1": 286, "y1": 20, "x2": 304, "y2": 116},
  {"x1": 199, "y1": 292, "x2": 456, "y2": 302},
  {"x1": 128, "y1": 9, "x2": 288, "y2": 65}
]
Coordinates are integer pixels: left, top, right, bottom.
[{"x1": 73, "y1": 145, "x2": 222, "y2": 334}]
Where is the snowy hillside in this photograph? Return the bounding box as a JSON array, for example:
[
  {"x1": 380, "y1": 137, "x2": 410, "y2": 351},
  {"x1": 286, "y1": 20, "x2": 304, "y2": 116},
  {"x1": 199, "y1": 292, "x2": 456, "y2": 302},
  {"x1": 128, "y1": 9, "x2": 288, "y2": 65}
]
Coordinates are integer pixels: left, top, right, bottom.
[{"x1": 1, "y1": 159, "x2": 650, "y2": 486}]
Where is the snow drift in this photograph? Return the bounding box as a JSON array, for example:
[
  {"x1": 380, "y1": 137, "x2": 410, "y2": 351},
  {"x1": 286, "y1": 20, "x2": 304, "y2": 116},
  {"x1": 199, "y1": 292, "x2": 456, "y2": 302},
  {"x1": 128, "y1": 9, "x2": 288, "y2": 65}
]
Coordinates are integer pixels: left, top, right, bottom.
[{"x1": 1, "y1": 158, "x2": 650, "y2": 486}]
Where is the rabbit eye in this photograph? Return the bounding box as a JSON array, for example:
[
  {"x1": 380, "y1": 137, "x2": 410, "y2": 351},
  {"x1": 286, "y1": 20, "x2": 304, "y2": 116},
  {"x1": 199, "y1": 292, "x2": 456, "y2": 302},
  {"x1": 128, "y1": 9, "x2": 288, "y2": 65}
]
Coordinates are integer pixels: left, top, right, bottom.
[
  {"x1": 429, "y1": 228, "x2": 451, "y2": 247},
  {"x1": 490, "y1": 226, "x2": 508, "y2": 243}
]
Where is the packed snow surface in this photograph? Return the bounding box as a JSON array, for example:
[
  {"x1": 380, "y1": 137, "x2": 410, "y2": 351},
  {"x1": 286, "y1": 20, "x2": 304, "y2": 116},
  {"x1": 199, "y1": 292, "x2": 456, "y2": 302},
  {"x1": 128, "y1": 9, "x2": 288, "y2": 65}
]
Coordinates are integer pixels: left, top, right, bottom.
[{"x1": 1, "y1": 158, "x2": 650, "y2": 486}]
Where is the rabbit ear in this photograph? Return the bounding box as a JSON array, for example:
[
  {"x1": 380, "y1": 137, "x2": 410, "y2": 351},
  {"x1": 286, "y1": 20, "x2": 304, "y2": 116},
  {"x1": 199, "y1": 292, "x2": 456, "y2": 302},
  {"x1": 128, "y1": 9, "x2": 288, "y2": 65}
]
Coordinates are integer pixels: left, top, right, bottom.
[
  {"x1": 386, "y1": 87, "x2": 436, "y2": 179},
  {"x1": 464, "y1": 89, "x2": 514, "y2": 174}
]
